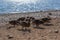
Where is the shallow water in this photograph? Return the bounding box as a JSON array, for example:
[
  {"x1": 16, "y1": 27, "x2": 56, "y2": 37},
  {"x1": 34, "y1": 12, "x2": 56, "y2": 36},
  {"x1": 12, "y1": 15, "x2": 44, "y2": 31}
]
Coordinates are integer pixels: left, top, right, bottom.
[{"x1": 0, "y1": 0, "x2": 60, "y2": 13}]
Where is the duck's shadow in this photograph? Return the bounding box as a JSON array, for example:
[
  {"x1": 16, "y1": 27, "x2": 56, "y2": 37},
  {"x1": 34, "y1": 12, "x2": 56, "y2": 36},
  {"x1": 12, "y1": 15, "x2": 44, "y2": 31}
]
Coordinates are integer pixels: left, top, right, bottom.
[
  {"x1": 17, "y1": 29, "x2": 31, "y2": 33},
  {"x1": 43, "y1": 23, "x2": 53, "y2": 26},
  {"x1": 33, "y1": 27, "x2": 45, "y2": 29}
]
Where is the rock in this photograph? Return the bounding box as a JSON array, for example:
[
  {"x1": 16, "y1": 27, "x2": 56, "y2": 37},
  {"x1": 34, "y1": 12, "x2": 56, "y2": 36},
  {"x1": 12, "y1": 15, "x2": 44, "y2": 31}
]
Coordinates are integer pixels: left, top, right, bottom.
[
  {"x1": 28, "y1": 37, "x2": 31, "y2": 40},
  {"x1": 48, "y1": 13, "x2": 52, "y2": 15},
  {"x1": 7, "y1": 35, "x2": 13, "y2": 39},
  {"x1": 54, "y1": 30, "x2": 59, "y2": 33},
  {"x1": 17, "y1": 29, "x2": 21, "y2": 31}
]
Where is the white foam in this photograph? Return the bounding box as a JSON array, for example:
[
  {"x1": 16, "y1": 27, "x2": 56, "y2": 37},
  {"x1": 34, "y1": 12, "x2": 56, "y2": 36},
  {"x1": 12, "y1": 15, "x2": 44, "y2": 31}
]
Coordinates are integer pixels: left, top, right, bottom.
[{"x1": 6, "y1": 0, "x2": 38, "y2": 3}]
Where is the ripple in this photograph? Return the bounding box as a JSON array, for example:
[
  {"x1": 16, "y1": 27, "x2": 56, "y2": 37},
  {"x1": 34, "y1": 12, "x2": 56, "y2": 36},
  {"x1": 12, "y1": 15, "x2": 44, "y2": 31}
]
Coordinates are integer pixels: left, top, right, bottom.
[{"x1": 0, "y1": 0, "x2": 60, "y2": 13}]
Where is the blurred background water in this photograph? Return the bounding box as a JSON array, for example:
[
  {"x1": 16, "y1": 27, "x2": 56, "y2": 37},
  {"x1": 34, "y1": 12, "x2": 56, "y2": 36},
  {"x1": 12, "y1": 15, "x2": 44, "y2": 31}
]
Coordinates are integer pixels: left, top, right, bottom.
[{"x1": 0, "y1": 0, "x2": 60, "y2": 13}]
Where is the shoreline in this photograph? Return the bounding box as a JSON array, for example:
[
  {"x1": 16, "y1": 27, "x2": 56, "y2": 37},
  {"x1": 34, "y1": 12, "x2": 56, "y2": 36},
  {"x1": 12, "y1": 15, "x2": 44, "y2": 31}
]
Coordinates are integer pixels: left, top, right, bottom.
[
  {"x1": 0, "y1": 10, "x2": 60, "y2": 17},
  {"x1": 0, "y1": 10, "x2": 60, "y2": 23},
  {"x1": 0, "y1": 10, "x2": 60, "y2": 15}
]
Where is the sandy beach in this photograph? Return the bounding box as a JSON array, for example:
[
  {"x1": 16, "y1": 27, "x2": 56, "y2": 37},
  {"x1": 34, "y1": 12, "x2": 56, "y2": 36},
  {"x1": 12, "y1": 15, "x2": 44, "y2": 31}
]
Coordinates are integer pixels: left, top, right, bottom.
[{"x1": 0, "y1": 10, "x2": 60, "y2": 40}]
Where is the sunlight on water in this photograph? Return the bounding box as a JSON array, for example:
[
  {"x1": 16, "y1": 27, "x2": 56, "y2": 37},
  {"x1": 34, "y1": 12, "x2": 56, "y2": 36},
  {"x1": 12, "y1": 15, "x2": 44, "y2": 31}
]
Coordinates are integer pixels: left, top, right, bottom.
[
  {"x1": 8, "y1": 0, "x2": 38, "y2": 3},
  {"x1": 0, "y1": 0, "x2": 60, "y2": 13},
  {"x1": 5, "y1": 0, "x2": 38, "y2": 3}
]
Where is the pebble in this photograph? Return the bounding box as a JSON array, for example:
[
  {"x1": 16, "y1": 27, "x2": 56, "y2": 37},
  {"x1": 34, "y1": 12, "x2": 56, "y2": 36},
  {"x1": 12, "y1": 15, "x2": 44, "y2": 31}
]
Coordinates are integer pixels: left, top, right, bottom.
[
  {"x1": 7, "y1": 35, "x2": 13, "y2": 39},
  {"x1": 48, "y1": 13, "x2": 52, "y2": 15},
  {"x1": 54, "y1": 30, "x2": 59, "y2": 33}
]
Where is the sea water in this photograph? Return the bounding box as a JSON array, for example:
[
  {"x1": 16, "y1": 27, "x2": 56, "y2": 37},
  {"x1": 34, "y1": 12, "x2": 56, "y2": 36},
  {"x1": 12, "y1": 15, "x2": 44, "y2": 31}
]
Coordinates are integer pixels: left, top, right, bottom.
[{"x1": 0, "y1": 0, "x2": 60, "y2": 13}]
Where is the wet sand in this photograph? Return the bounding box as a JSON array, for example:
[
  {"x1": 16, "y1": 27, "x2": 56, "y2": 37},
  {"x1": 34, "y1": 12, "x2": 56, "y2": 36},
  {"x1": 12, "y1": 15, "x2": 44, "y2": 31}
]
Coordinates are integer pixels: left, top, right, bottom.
[{"x1": 0, "y1": 10, "x2": 60, "y2": 40}]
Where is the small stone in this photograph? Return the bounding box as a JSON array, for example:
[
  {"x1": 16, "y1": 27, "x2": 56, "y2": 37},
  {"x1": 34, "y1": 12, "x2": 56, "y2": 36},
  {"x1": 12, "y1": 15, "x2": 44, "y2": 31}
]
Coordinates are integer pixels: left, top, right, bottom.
[
  {"x1": 28, "y1": 37, "x2": 31, "y2": 40},
  {"x1": 17, "y1": 29, "x2": 21, "y2": 31},
  {"x1": 8, "y1": 36, "x2": 13, "y2": 39},
  {"x1": 7, "y1": 35, "x2": 13, "y2": 39},
  {"x1": 54, "y1": 30, "x2": 59, "y2": 33},
  {"x1": 48, "y1": 13, "x2": 52, "y2": 15}
]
